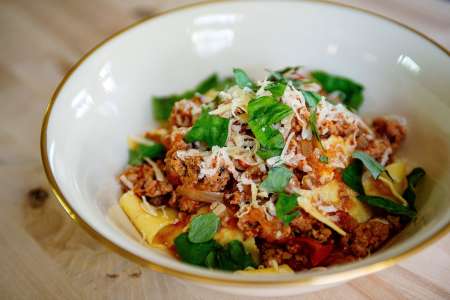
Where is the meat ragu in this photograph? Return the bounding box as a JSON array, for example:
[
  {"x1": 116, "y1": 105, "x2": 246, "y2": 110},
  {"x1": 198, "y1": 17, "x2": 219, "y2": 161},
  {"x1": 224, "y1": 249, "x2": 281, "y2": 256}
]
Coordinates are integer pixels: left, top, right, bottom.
[{"x1": 118, "y1": 67, "x2": 425, "y2": 273}]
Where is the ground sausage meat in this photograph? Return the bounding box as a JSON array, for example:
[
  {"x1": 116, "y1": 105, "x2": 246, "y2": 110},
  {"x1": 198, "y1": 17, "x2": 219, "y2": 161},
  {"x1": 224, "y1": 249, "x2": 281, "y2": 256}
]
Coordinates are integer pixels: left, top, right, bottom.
[
  {"x1": 372, "y1": 117, "x2": 406, "y2": 151},
  {"x1": 290, "y1": 212, "x2": 333, "y2": 243},
  {"x1": 120, "y1": 164, "x2": 173, "y2": 199},
  {"x1": 237, "y1": 207, "x2": 291, "y2": 242},
  {"x1": 169, "y1": 98, "x2": 202, "y2": 128},
  {"x1": 164, "y1": 144, "x2": 231, "y2": 191},
  {"x1": 341, "y1": 218, "x2": 396, "y2": 257}
]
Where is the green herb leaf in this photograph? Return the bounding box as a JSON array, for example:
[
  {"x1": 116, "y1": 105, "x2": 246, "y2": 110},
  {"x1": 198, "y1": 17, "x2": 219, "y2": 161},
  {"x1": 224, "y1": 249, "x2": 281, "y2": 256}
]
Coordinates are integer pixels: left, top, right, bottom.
[
  {"x1": 352, "y1": 151, "x2": 384, "y2": 179},
  {"x1": 185, "y1": 109, "x2": 230, "y2": 147},
  {"x1": 174, "y1": 233, "x2": 219, "y2": 266},
  {"x1": 276, "y1": 192, "x2": 300, "y2": 224},
  {"x1": 205, "y1": 251, "x2": 217, "y2": 269},
  {"x1": 407, "y1": 167, "x2": 426, "y2": 187},
  {"x1": 188, "y1": 213, "x2": 221, "y2": 243},
  {"x1": 311, "y1": 70, "x2": 364, "y2": 111},
  {"x1": 357, "y1": 195, "x2": 416, "y2": 218},
  {"x1": 152, "y1": 73, "x2": 232, "y2": 121},
  {"x1": 260, "y1": 166, "x2": 293, "y2": 193},
  {"x1": 227, "y1": 240, "x2": 256, "y2": 269},
  {"x1": 265, "y1": 81, "x2": 287, "y2": 98},
  {"x1": 267, "y1": 66, "x2": 300, "y2": 82},
  {"x1": 233, "y1": 68, "x2": 256, "y2": 90},
  {"x1": 402, "y1": 167, "x2": 426, "y2": 208},
  {"x1": 195, "y1": 73, "x2": 221, "y2": 94},
  {"x1": 214, "y1": 240, "x2": 256, "y2": 271},
  {"x1": 247, "y1": 96, "x2": 292, "y2": 124},
  {"x1": 309, "y1": 109, "x2": 324, "y2": 149},
  {"x1": 248, "y1": 96, "x2": 293, "y2": 159},
  {"x1": 342, "y1": 159, "x2": 364, "y2": 194},
  {"x1": 319, "y1": 155, "x2": 329, "y2": 164},
  {"x1": 256, "y1": 147, "x2": 283, "y2": 160},
  {"x1": 303, "y1": 91, "x2": 322, "y2": 109},
  {"x1": 128, "y1": 143, "x2": 165, "y2": 166}
]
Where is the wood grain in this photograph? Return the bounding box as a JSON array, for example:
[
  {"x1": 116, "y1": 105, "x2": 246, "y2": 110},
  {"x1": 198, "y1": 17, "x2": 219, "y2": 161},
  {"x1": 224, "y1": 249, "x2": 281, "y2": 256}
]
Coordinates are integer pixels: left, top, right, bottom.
[{"x1": 0, "y1": 0, "x2": 448, "y2": 299}]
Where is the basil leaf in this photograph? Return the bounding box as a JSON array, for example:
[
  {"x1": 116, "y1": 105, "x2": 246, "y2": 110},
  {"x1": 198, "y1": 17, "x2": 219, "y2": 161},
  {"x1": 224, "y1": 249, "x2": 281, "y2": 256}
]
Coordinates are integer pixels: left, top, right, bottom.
[
  {"x1": 128, "y1": 143, "x2": 165, "y2": 166},
  {"x1": 216, "y1": 249, "x2": 242, "y2": 271},
  {"x1": 215, "y1": 240, "x2": 256, "y2": 271},
  {"x1": 309, "y1": 109, "x2": 324, "y2": 149},
  {"x1": 403, "y1": 167, "x2": 426, "y2": 208},
  {"x1": 227, "y1": 240, "x2": 256, "y2": 269},
  {"x1": 174, "y1": 233, "x2": 219, "y2": 266},
  {"x1": 185, "y1": 109, "x2": 230, "y2": 147},
  {"x1": 248, "y1": 96, "x2": 292, "y2": 159},
  {"x1": 265, "y1": 81, "x2": 287, "y2": 98},
  {"x1": 342, "y1": 159, "x2": 364, "y2": 194},
  {"x1": 407, "y1": 167, "x2": 426, "y2": 187},
  {"x1": 319, "y1": 155, "x2": 329, "y2": 164},
  {"x1": 205, "y1": 251, "x2": 217, "y2": 269},
  {"x1": 247, "y1": 96, "x2": 292, "y2": 124},
  {"x1": 195, "y1": 73, "x2": 220, "y2": 94},
  {"x1": 233, "y1": 68, "x2": 256, "y2": 90},
  {"x1": 352, "y1": 151, "x2": 384, "y2": 179},
  {"x1": 303, "y1": 91, "x2": 321, "y2": 109},
  {"x1": 152, "y1": 73, "x2": 231, "y2": 121},
  {"x1": 256, "y1": 147, "x2": 283, "y2": 160},
  {"x1": 267, "y1": 66, "x2": 300, "y2": 82},
  {"x1": 311, "y1": 70, "x2": 364, "y2": 111},
  {"x1": 250, "y1": 123, "x2": 284, "y2": 158},
  {"x1": 188, "y1": 213, "x2": 220, "y2": 243},
  {"x1": 260, "y1": 166, "x2": 293, "y2": 193},
  {"x1": 276, "y1": 192, "x2": 300, "y2": 224},
  {"x1": 357, "y1": 195, "x2": 416, "y2": 218}
]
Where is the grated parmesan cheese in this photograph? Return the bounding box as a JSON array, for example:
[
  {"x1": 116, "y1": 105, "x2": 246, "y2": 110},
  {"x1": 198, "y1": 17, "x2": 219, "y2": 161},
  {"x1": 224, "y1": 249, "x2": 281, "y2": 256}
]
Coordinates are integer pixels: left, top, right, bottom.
[
  {"x1": 119, "y1": 175, "x2": 134, "y2": 189},
  {"x1": 144, "y1": 158, "x2": 165, "y2": 181},
  {"x1": 140, "y1": 196, "x2": 158, "y2": 216}
]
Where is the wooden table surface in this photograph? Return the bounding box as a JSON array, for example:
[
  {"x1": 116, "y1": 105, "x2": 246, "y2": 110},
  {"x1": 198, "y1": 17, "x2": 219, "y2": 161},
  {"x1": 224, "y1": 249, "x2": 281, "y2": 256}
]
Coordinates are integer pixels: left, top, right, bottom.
[{"x1": 0, "y1": 0, "x2": 449, "y2": 299}]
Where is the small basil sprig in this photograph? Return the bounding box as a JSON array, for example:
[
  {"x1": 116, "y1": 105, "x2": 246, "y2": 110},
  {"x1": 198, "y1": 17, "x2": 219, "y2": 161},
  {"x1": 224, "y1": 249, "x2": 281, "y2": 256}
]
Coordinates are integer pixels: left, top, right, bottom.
[
  {"x1": 342, "y1": 156, "x2": 422, "y2": 218},
  {"x1": 206, "y1": 240, "x2": 256, "y2": 271},
  {"x1": 174, "y1": 233, "x2": 220, "y2": 266},
  {"x1": 233, "y1": 68, "x2": 256, "y2": 91},
  {"x1": 319, "y1": 155, "x2": 329, "y2": 164},
  {"x1": 128, "y1": 143, "x2": 165, "y2": 166},
  {"x1": 175, "y1": 234, "x2": 256, "y2": 270},
  {"x1": 342, "y1": 159, "x2": 364, "y2": 194},
  {"x1": 276, "y1": 192, "x2": 300, "y2": 224},
  {"x1": 265, "y1": 81, "x2": 287, "y2": 99},
  {"x1": 260, "y1": 166, "x2": 293, "y2": 193},
  {"x1": 188, "y1": 213, "x2": 221, "y2": 243},
  {"x1": 402, "y1": 167, "x2": 426, "y2": 209},
  {"x1": 357, "y1": 195, "x2": 416, "y2": 218},
  {"x1": 303, "y1": 91, "x2": 321, "y2": 109},
  {"x1": 311, "y1": 70, "x2": 364, "y2": 111},
  {"x1": 352, "y1": 151, "x2": 384, "y2": 179},
  {"x1": 267, "y1": 66, "x2": 300, "y2": 82},
  {"x1": 309, "y1": 108, "x2": 324, "y2": 150},
  {"x1": 247, "y1": 96, "x2": 293, "y2": 159},
  {"x1": 175, "y1": 212, "x2": 256, "y2": 270},
  {"x1": 185, "y1": 109, "x2": 230, "y2": 148}
]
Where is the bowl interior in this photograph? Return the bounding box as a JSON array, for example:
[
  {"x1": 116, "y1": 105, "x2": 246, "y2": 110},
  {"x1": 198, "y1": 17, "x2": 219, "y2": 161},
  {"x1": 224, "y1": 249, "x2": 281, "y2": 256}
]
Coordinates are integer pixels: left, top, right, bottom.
[{"x1": 44, "y1": 0, "x2": 450, "y2": 283}]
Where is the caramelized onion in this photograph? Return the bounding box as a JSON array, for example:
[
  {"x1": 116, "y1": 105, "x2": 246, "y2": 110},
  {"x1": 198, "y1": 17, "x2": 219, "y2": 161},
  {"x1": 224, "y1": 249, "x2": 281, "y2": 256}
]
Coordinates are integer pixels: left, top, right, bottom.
[{"x1": 176, "y1": 186, "x2": 224, "y2": 203}]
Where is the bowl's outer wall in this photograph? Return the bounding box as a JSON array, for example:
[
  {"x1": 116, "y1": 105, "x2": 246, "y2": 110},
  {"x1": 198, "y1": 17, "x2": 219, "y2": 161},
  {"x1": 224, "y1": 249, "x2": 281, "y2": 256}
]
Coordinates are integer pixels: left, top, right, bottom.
[{"x1": 44, "y1": 0, "x2": 450, "y2": 290}]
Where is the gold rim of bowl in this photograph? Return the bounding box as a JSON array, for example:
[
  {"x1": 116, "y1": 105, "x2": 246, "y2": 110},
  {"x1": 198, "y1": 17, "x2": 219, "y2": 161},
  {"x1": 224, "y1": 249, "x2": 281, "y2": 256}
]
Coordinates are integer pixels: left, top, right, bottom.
[{"x1": 40, "y1": 0, "x2": 450, "y2": 287}]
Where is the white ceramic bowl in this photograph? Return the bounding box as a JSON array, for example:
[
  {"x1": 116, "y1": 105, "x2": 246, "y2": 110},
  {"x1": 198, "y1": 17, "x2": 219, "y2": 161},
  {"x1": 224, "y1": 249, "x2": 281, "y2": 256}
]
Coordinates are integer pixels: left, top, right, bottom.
[{"x1": 41, "y1": 0, "x2": 450, "y2": 297}]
